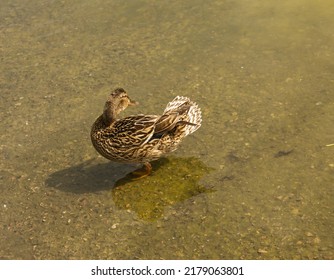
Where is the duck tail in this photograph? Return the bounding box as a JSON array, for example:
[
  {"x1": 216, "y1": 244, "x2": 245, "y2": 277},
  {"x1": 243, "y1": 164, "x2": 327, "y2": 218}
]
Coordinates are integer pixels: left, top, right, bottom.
[{"x1": 164, "y1": 96, "x2": 202, "y2": 137}]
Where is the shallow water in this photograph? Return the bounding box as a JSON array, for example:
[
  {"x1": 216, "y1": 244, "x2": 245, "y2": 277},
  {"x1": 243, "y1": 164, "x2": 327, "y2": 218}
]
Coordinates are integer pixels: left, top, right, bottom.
[{"x1": 1, "y1": 0, "x2": 333, "y2": 259}]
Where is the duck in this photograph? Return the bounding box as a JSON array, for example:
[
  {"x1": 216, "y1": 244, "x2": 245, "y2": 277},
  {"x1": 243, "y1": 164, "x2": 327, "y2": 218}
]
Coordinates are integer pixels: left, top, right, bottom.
[{"x1": 91, "y1": 88, "x2": 202, "y2": 177}]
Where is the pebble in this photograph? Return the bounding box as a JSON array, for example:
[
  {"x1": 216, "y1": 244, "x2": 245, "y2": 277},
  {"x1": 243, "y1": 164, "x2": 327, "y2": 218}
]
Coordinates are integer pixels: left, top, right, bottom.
[{"x1": 257, "y1": 249, "x2": 268, "y2": 254}]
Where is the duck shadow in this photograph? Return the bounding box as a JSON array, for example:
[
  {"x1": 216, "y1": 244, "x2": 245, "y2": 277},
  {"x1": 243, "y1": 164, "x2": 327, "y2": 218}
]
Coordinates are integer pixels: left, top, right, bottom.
[
  {"x1": 46, "y1": 156, "x2": 214, "y2": 221},
  {"x1": 45, "y1": 158, "x2": 169, "y2": 194}
]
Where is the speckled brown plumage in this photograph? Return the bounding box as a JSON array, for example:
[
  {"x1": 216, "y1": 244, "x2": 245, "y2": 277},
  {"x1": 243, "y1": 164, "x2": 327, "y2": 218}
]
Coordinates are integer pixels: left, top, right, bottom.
[{"x1": 91, "y1": 88, "x2": 202, "y2": 176}]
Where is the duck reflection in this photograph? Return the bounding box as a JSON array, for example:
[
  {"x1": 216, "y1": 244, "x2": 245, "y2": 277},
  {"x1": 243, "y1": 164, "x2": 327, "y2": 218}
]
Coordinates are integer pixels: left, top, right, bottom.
[{"x1": 46, "y1": 156, "x2": 213, "y2": 221}]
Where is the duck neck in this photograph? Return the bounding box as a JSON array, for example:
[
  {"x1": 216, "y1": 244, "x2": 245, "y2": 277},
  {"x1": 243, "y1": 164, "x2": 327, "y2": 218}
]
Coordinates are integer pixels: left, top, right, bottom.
[{"x1": 102, "y1": 102, "x2": 116, "y2": 126}]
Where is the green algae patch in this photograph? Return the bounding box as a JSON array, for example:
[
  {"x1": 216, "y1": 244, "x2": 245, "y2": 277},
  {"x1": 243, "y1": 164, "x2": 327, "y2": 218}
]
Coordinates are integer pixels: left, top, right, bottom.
[{"x1": 112, "y1": 157, "x2": 213, "y2": 221}]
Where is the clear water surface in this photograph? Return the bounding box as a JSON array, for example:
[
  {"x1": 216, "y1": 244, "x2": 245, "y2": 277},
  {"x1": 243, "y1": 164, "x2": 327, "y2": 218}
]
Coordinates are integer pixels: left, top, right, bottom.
[{"x1": 0, "y1": 0, "x2": 333, "y2": 259}]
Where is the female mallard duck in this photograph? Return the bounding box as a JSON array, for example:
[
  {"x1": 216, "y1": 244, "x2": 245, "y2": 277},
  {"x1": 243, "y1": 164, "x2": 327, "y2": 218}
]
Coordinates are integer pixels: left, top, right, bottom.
[{"x1": 91, "y1": 88, "x2": 202, "y2": 177}]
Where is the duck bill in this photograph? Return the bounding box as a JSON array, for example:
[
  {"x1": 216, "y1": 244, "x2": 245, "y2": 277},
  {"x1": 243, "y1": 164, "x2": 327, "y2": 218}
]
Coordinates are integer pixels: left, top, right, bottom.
[{"x1": 129, "y1": 99, "x2": 139, "y2": 106}]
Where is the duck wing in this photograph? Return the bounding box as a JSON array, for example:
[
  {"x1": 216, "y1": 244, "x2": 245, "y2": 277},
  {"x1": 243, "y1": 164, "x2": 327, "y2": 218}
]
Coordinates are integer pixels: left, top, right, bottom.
[{"x1": 111, "y1": 115, "x2": 159, "y2": 147}]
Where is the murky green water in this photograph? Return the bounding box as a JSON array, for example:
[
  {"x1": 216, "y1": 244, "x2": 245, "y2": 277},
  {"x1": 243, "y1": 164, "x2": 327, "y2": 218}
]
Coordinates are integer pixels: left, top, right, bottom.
[{"x1": 1, "y1": 0, "x2": 333, "y2": 259}]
